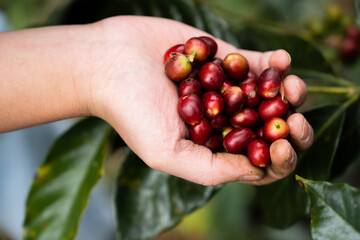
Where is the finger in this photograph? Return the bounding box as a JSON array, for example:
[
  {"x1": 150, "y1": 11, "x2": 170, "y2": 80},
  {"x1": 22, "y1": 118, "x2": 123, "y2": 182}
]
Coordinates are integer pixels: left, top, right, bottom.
[
  {"x1": 151, "y1": 139, "x2": 265, "y2": 186},
  {"x1": 287, "y1": 113, "x2": 314, "y2": 151},
  {"x1": 240, "y1": 139, "x2": 297, "y2": 185},
  {"x1": 283, "y1": 75, "x2": 307, "y2": 108}
]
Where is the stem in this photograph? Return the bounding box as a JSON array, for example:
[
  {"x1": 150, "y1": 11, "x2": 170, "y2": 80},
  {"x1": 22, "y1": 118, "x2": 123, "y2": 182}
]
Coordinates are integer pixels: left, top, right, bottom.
[
  {"x1": 307, "y1": 86, "x2": 360, "y2": 96},
  {"x1": 290, "y1": 69, "x2": 355, "y2": 87}
]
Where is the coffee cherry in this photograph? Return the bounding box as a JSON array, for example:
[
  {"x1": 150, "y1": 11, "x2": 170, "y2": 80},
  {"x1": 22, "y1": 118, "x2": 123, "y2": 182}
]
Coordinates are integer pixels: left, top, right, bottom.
[
  {"x1": 199, "y1": 62, "x2": 224, "y2": 91},
  {"x1": 220, "y1": 80, "x2": 234, "y2": 94},
  {"x1": 248, "y1": 139, "x2": 270, "y2": 167},
  {"x1": 241, "y1": 71, "x2": 258, "y2": 84},
  {"x1": 163, "y1": 44, "x2": 185, "y2": 64},
  {"x1": 240, "y1": 83, "x2": 261, "y2": 107},
  {"x1": 202, "y1": 91, "x2": 224, "y2": 119},
  {"x1": 230, "y1": 108, "x2": 260, "y2": 129},
  {"x1": 212, "y1": 57, "x2": 223, "y2": 66},
  {"x1": 178, "y1": 94, "x2": 204, "y2": 125},
  {"x1": 257, "y1": 68, "x2": 283, "y2": 99},
  {"x1": 256, "y1": 126, "x2": 264, "y2": 139},
  {"x1": 223, "y1": 127, "x2": 255, "y2": 154},
  {"x1": 345, "y1": 25, "x2": 360, "y2": 41},
  {"x1": 190, "y1": 118, "x2": 212, "y2": 144},
  {"x1": 222, "y1": 126, "x2": 234, "y2": 138},
  {"x1": 203, "y1": 135, "x2": 223, "y2": 153},
  {"x1": 223, "y1": 53, "x2": 249, "y2": 81},
  {"x1": 179, "y1": 78, "x2": 202, "y2": 97},
  {"x1": 185, "y1": 37, "x2": 210, "y2": 62},
  {"x1": 210, "y1": 114, "x2": 229, "y2": 132},
  {"x1": 165, "y1": 54, "x2": 192, "y2": 81},
  {"x1": 339, "y1": 37, "x2": 359, "y2": 61},
  {"x1": 258, "y1": 95, "x2": 289, "y2": 121},
  {"x1": 188, "y1": 68, "x2": 200, "y2": 79},
  {"x1": 200, "y1": 36, "x2": 218, "y2": 59},
  {"x1": 222, "y1": 86, "x2": 245, "y2": 115},
  {"x1": 263, "y1": 117, "x2": 289, "y2": 142}
]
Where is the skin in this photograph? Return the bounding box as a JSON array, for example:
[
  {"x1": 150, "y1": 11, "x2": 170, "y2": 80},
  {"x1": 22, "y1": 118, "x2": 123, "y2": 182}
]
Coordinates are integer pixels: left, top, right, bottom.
[{"x1": 0, "y1": 16, "x2": 313, "y2": 186}]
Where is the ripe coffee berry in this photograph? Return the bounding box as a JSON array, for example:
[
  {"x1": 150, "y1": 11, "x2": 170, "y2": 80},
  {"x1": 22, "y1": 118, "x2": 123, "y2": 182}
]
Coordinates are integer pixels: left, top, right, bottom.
[
  {"x1": 165, "y1": 53, "x2": 192, "y2": 81},
  {"x1": 179, "y1": 78, "x2": 202, "y2": 97},
  {"x1": 199, "y1": 62, "x2": 224, "y2": 91},
  {"x1": 248, "y1": 140, "x2": 270, "y2": 167},
  {"x1": 185, "y1": 37, "x2": 210, "y2": 62},
  {"x1": 223, "y1": 127, "x2": 255, "y2": 154},
  {"x1": 190, "y1": 118, "x2": 212, "y2": 144},
  {"x1": 263, "y1": 117, "x2": 289, "y2": 142},
  {"x1": 223, "y1": 53, "x2": 249, "y2": 81},
  {"x1": 164, "y1": 36, "x2": 298, "y2": 168},
  {"x1": 202, "y1": 91, "x2": 224, "y2": 119},
  {"x1": 163, "y1": 44, "x2": 185, "y2": 64},
  {"x1": 257, "y1": 68, "x2": 282, "y2": 99},
  {"x1": 178, "y1": 94, "x2": 204, "y2": 125}
]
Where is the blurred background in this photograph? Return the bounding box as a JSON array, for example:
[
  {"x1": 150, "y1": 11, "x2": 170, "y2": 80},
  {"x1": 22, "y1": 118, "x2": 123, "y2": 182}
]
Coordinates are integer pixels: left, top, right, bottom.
[{"x1": 0, "y1": 0, "x2": 359, "y2": 239}]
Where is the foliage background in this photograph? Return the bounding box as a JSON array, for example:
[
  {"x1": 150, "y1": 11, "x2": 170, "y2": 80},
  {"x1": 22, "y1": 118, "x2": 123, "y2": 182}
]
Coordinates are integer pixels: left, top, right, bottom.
[{"x1": 1, "y1": 0, "x2": 360, "y2": 240}]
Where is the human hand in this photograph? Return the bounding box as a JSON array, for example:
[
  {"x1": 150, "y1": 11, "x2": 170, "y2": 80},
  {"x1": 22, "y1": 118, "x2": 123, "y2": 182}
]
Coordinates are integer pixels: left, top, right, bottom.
[{"x1": 89, "y1": 16, "x2": 314, "y2": 186}]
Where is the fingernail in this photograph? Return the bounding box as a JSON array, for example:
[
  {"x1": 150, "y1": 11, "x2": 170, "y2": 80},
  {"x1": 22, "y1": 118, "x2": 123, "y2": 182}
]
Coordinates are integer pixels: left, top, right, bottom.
[
  {"x1": 285, "y1": 149, "x2": 296, "y2": 169},
  {"x1": 285, "y1": 50, "x2": 292, "y2": 65},
  {"x1": 295, "y1": 77, "x2": 301, "y2": 96},
  {"x1": 239, "y1": 175, "x2": 263, "y2": 181},
  {"x1": 300, "y1": 118, "x2": 309, "y2": 140}
]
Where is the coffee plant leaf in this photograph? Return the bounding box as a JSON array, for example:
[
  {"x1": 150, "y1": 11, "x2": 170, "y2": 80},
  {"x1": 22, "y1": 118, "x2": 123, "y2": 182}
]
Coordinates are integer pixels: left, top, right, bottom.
[
  {"x1": 23, "y1": 118, "x2": 112, "y2": 240},
  {"x1": 296, "y1": 176, "x2": 360, "y2": 240},
  {"x1": 114, "y1": 149, "x2": 221, "y2": 240}
]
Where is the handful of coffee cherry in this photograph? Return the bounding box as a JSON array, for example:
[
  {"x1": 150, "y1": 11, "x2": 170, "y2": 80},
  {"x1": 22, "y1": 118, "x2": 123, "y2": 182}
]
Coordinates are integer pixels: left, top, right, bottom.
[{"x1": 164, "y1": 36, "x2": 291, "y2": 168}]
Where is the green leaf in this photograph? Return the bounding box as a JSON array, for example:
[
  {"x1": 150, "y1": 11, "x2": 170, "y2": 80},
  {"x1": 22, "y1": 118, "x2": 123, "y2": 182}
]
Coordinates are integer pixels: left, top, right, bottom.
[
  {"x1": 356, "y1": 0, "x2": 360, "y2": 28},
  {"x1": 23, "y1": 117, "x2": 112, "y2": 240},
  {"x1": 332, "y1": 97, "x2": 360, "y2": 178},
  {"x1": 296, "y1": 176, "x2": 360, "y2": 240},
  {"x1": 257, "y1": 104, "x2": 345, "y2": 228},
  {"x1": 115, "y1": 149, "x2": 220, "y2": 240},
  {"x1": 54, "y1": 0, "x2": 237, "y2": 45}
]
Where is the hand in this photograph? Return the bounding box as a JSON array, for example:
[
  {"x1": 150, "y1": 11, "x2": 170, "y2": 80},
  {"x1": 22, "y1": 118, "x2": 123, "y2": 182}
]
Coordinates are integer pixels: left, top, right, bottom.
[{"x1": 89, "y1": 16, "x2": 314, "y2": 186}]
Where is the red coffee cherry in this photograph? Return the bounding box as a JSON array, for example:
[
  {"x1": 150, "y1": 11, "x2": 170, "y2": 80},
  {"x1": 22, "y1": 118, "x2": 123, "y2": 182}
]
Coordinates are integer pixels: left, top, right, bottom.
[
  {"x1": 220, "y1": 80, "x2": 234, "y2": 94},
  {"x1": 200, "y1": 36, "x2": 218, "y2": 59},
  {"x1": 230, "y1": 108, "x2": 260, "y2": 129},
  {"x1": 339, "y1": 37, "x2": 359, "y2": 61},
  {"x1": 185, "y1": 37, "x2": 210, "y2": 62},
  {"x1": 222, "y1": 126, "x2": 234, "y2": 138},
  {"x1": 179, "y1": 78, "x2": 202, "y2": 97},
  {"x1": 258, "y1": 95, "x2": 289, "y2": 121},
  {"x1": 163, "y1": 44, "x2": 185, "y2": 64},
  {"x1": 263, "y1": 117, "x2": 289, "y2": 142},
  {"x1": 240, "y1": 83, "x2": 261, "y2": 107},
  {"x1": 178, "y1": 94, "x2": 204, "y2": 125},
  {"x1": 199, "y1": 62, "x2": 225, "y2": 91},
  {"x1": 190, "y1": 118, "x2": 212, "y2": 144},
  {"x1": 223, "y1": 53, "x2": 249, "y2": 81},
  {"x1": 165, "y1": 53, "x2": 192, "y2": 81},
  {"x1": 212, "y1": 57, "x2": 223, "y2": 66},
  {"x1": 222, "y1": 86, "x2": 245, "y2": 116},
  {"x1": 248, "y1": 139, "x2": 270, "y2": 167},
  {"x1": 256, "y1": 126, "x2": 264, "y2": 139},
  {"x1": 223, "y1": 127, "x2": 255, "y2": 154},
  {"x1": 241, "y1": 71, "x2": 258, "y2": 84},
  {"x1": 203, "y1": 135, "x2": 223, "y2": 153},
  {"x1": 202, "y1": 91, "x2": 224, "y2": 119},
  {"x1": 257, "y1": 68, "x2": 283, "y2": 99},
  {"x1": 210, "y1": 114, "x2": 229, "y2": 132},
  {"x1": 345, "y1": 25, "x2": 360, "y2": 41}
]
